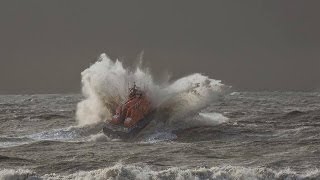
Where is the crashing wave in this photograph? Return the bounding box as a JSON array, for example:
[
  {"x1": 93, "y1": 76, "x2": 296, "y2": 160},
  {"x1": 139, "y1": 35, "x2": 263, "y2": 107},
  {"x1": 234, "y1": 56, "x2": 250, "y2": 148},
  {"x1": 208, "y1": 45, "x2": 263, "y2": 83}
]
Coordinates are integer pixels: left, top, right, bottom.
[
  {"x1": 76, "y1": 53, "x2": 228, "y2": 130},
  {"x1": 4, "y1": 164, "x2": 319, "y2": 180},
  {"x1": 0, "y1": 169, "x2": 36, "y2": 180}
]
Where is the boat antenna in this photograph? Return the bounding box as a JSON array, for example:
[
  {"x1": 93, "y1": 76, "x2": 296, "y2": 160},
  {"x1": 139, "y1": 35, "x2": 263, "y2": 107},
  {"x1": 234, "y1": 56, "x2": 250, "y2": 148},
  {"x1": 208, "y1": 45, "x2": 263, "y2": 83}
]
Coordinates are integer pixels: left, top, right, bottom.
[{"x1": 128, "y1": 82, "x2": 130, "y2": 96}]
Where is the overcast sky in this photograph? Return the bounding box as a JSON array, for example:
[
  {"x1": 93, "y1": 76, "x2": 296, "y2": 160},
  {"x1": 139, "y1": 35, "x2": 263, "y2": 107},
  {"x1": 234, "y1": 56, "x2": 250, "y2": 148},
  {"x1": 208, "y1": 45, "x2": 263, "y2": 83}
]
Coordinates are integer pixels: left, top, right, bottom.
[{"x1": 0, "y1": 0, "x2": 319, "y2": 94}]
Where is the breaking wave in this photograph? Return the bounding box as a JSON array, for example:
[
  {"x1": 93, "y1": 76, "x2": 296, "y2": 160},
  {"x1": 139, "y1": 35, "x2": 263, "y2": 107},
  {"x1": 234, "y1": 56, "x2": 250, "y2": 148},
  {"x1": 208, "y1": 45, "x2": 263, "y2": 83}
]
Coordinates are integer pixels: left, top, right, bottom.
[
  {"x1": 198, "y1": 112, "x2": 229, "y2": 125},
  {"x1": 0, "y1": 169, "x2": 36, "y2": 180},
  {"x1": 76, "y1": 53, "x2": 228, "y2": 131},
  {"x1": 2, "y1": 165, "x2": 319, "y2": 180}
]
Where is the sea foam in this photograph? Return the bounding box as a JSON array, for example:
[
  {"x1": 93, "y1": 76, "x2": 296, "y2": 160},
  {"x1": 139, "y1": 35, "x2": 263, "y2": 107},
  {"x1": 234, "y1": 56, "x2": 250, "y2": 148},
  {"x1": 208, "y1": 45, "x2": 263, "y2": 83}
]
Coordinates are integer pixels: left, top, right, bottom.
[{"x1": 34, "y1": 163, "x2": 320, "y2": 180}]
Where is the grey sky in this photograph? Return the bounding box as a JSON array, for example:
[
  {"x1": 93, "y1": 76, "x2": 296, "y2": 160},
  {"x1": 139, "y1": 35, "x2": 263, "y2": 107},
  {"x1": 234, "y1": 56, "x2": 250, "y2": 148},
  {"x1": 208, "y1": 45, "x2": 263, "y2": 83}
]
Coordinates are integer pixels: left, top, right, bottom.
[{"x1": 0, "y1": 0, "x2": 319, "y2": 94}]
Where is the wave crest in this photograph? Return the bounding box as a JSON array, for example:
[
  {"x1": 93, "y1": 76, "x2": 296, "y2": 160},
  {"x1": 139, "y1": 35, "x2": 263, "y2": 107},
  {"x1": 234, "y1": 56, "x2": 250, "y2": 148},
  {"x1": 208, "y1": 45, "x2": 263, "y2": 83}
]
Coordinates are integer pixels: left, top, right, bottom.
[
  {"x1": 39, "y1": 164, "x2": 320, "y2": 180},
  {"x1": 0, "y1": 169, "x2": 36, "y2": 180}
]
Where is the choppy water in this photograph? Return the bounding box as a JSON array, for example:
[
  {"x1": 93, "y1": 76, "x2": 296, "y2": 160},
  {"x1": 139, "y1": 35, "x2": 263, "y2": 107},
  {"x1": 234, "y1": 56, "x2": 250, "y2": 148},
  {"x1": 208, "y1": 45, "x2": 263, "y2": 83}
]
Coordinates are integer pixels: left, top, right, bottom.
[{"x1": 0, "y1": 92, "x2": 320, "y2": 179}]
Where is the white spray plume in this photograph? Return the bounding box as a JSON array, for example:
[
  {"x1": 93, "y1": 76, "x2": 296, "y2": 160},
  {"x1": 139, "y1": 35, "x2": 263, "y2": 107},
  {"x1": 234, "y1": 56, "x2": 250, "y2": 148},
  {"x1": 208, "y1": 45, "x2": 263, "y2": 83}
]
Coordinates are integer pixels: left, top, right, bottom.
[{"x1": 76, "y1": 53, "x2": 228, "y2": 127}]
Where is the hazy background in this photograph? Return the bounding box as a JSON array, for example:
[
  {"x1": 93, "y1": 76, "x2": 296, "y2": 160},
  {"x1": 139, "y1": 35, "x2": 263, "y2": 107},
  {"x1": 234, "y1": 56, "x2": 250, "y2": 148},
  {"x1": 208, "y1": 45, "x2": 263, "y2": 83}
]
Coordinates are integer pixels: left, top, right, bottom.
[{"x1": 0, "y1": 0, "x2": 319, "y2": 94}]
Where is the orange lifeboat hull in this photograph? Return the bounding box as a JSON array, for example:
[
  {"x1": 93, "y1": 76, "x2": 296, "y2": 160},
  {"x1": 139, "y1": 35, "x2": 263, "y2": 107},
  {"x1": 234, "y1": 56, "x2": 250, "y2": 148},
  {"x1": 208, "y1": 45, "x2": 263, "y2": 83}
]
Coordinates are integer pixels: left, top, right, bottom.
[
  {"x1": 103, "y1": 84, "x2": 154, "y2": 138},
  {"x1": 110, "y1": 95, "x2": 152, "y2": 127}
]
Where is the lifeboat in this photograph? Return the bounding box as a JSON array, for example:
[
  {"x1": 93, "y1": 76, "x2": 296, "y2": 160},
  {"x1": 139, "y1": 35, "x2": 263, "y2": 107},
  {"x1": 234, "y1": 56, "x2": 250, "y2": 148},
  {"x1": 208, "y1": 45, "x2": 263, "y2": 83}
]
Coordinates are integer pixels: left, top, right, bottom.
[{"x1": 103, "y1": 83, "x2": 154, "y2": 139}]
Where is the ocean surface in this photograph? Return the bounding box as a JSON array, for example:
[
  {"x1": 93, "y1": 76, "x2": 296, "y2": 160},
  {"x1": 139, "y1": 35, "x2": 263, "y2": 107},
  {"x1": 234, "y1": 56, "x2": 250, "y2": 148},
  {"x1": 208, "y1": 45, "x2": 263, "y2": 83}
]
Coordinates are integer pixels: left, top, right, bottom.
[{"x1": 0, "y1": 92, "x2": 320, "y2": 179}]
